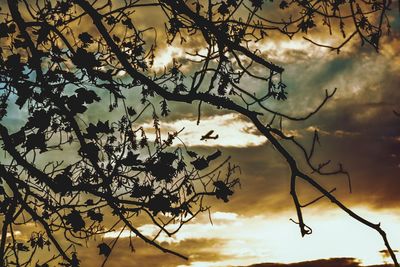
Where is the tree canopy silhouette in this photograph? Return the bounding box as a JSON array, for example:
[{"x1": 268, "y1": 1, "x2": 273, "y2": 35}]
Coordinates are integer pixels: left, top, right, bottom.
[{"x1": 0, "y1": 0, "x2": 395, "y2": 266}]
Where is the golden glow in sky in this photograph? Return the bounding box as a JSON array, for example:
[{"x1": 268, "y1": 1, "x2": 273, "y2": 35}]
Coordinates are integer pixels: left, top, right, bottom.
[{"x1": 104, "y1": 208, "x2": 400, "y2": 267}]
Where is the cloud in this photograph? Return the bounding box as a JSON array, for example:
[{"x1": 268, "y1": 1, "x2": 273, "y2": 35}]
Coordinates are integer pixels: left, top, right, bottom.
[
  {"x1": 152, "y1": 46, "x2": 185, "y2": 70},
  {"x1": 138, "y1": 113, "x2": 266, "y2": 147},
  {"x1": 242, "y1": 258, "x2": 376, "y2": 267},
  {"x1": 101, "y1": 208, "x2": 400, "y2": 267},
  {"x1": 305, "y1": 126, "x2": 360, "y2": 137},
  {"x1": 6, "y1": 231, "x2": 22, "y2": 238},
  {"x1": 254, "y1": 39, "x2": 330, "y2": 64}
]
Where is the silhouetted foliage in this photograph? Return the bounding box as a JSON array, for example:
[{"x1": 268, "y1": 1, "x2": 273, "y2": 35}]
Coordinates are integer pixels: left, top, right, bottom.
[{"x1": 0, "y1": 0, "x2": 394, "y2": 266}]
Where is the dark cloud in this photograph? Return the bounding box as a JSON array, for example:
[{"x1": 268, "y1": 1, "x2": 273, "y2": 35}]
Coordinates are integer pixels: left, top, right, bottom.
[{"x1": 77, "y1": 238, "x2": 227, "y2": 267}]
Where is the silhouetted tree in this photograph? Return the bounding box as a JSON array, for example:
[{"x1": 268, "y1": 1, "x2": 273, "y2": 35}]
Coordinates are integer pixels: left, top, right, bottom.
[{"x1": 0, "y1": 0, "x2": 395, "y2": 266}]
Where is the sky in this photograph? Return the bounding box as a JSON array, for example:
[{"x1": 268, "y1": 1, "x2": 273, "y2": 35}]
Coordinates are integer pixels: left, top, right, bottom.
[
  {"x1": 82, "y1": 10, "x2": 400, "y2": 266},
  {"x1": 1, "y1": 0, "x2": 400, "y2": 266},
  {"x1": 83, "y1": 5, "x2": 400, "y2": 266},
  {"x1": 105, "y1": 10, "x2": 400, "y2": 267}
]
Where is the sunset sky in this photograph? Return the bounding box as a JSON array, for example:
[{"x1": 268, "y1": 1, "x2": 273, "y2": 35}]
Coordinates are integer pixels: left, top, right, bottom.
[
  {"x1": 80, "y1": 11, "x2": 400, "y2": 266},
  {"x1": 1, "y1": 0, "x2": 400, "y2": 266}
]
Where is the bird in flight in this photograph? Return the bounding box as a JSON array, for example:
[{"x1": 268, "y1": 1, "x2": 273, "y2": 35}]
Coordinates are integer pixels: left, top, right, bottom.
[{"x1": 200, "y1": 130, "x2": 219, "y2": 141}]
